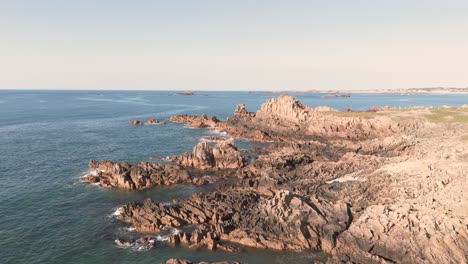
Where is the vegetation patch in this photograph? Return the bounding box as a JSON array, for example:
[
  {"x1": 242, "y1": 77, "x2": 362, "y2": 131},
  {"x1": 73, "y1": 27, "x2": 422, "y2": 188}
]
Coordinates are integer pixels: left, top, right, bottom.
[
  {"x1": 321, "y1": 111, "x2": 378, "y2": 119},
  {"x1": 426, "y1": 108, "x2": 468, "y2": 123}
]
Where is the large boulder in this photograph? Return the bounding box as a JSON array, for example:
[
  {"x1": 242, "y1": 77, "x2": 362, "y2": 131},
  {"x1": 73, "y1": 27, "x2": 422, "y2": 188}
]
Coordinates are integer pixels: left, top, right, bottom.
[{"x1": 174, "y1": 139, "x2": 244, "y2": 170}]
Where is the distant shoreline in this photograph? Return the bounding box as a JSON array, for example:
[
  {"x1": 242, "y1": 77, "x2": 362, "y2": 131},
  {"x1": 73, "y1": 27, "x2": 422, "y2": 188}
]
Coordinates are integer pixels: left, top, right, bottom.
[
  {"x1": 1, "y1": 88, "x2": 468, "y2": 94},
  {"x1": 250, "y1": 88, "x2": 468, "y2": 95}
]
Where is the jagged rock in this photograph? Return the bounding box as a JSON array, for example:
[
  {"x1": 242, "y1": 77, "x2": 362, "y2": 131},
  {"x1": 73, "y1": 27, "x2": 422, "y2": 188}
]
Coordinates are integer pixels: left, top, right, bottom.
[
  {"x1": 83, "y1": 160, "x2": 191, "y2": 189},
  {"x1": 223, "y1": 94, "x2": 418, "y2": 141},
  {"x1": 166, "y1": 114, "x2": 220, "y2": 128},
  {"x1": 233, "y1": 104, "x2": 255, "y2": 117},
  {"x1": 107, "y1": 95, "x2": 466, "y2": 263},
  {"x1": 332, "y1": 204, "x2": 468, "y2": 264},
  {"x1": 121, "y1": 189, "x2": 350, "y2": 251},
  {"x1": 255, "y1": 94, "x2": 316, "y2": 123},
  {"x1": 173, "y1": 139, "x2": 244, "y2": 170}
]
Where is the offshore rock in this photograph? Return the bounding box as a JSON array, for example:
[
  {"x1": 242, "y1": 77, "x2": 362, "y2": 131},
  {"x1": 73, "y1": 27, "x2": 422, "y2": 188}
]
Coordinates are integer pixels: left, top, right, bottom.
[
  {"x1": 166, "y1": 114, "x2": 220, "y2": 128},
  {"x1": 130, "y1": 120, "x2": 143, "y2": 126},
  {"x1": 145, "y1": 118, "x2": 162, "y2": 124}
]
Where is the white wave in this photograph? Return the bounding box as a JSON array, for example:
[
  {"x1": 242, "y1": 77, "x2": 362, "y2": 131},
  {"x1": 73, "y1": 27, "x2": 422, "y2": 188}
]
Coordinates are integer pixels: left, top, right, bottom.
[
  {"x1": 155, "y1": 235, "x2": 168, "y2": 241},
  {"x1": 82, "y1": 169, "x2": 99, "y2": 178},
  {"x1": 153, "y1": 227, "x2": 181, "y2": 242},
  {"x1": 114, "y1": 237, "x2": 155, "y2": 251},
  {"x1": 170, "y1": 227, "x2": 181, "y2": 235},
  {"x1": 112, "y1": 206, "x2": 124, "y2": 217}
]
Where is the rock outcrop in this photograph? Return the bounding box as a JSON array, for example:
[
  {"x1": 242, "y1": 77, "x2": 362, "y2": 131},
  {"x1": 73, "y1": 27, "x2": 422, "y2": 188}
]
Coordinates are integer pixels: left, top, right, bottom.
[
  {"x1": 145, "y1": 118, "x2": 162, "y2": 124},
  {"x1": 173, "y1": 139, "x2": 244, "y2": 170},
  {"x1": 120, "y1": 189, "x2": 350, "y2": 252},
  {"x1": 233, "y1": 104, "x2": 255, "y2": 117},
  {"x1": 130, "y1": 120, "x2": 143, "y2": 126},
  {"x1": 104, "y1": 95, "x2": 467, "y2": 263},
  {"x1": 166, "y1": 114, "x2": 220, "y2": 128},
  {"x1": 201, "y1": 136, "x2": 226, "y2": 142},
  {"x1": 83, "y1": 160, "x2": 191, "y2": 189},
  {"x1": 223, "y1": 94, "x2": 418, "y2": 141},
  {"x1": 330, "y1": 204, "x2": 468, "y2": 264}
]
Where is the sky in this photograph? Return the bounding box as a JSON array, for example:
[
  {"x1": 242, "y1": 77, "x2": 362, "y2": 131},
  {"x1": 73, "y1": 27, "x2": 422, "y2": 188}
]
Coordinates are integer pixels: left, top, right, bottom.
[{"x1": 0, "y1": 0, "x2": 467, "y2": 91}]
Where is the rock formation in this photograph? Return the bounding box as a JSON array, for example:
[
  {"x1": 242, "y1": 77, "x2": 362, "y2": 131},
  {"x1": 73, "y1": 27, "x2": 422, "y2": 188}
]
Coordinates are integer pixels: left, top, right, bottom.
[
  {"x1": 222, "y1": 94, "x2": 418, "y2": 141},
  {"x1": 101, "y1": 95, "x2": 467, "y2": 263},
  {"x1": 83, "y1": 160, "x2": 191, "y2": 189},
  {"x1": 201, "y1": 136, "x2": 226, "y2": 142},
  {"x1": 166, "y1": 114, "x2": 220, "y2": 128},
  {"x1": 145, "y1": 118, "x2": 162, "y2": 124},
  {"x1": 130, "y1": 120, "x2": 143, "y2": 126},
  {"x1": 119, "y1": 189, "x2": 350, "y2": 252},
  {"x1": 173, "y1": 139, "x2": 244, "y2": 170}
]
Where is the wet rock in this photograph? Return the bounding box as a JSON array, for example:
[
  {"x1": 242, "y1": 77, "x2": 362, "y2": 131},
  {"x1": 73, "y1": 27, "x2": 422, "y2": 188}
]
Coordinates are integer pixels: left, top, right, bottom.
[
  {"x1": 130, "y1": 120, "x2": 143, "y2": 126},
  {"x1": 145, "y1": 118, "x2": 162, "y2": 124}
]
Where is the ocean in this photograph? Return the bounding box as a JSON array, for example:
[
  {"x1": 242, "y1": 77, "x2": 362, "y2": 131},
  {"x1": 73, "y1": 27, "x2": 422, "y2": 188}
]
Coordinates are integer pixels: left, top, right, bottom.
[{"x1": 1, "y1": 90, "x2": 467, "y2": 264}]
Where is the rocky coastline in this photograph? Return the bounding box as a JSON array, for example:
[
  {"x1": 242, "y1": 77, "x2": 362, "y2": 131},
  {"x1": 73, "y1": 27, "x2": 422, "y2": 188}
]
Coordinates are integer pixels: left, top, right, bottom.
[{"x1": 84, "y1": 95, "x2": 468, "y2": 263}]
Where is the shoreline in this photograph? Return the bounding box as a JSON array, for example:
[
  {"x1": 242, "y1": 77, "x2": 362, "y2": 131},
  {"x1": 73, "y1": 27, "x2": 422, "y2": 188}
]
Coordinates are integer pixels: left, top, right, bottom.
[
  {"x1": 249, "y1": 88, "x2": 468, "y2": 95},
  {"x1": 82, "y1": 94, "x2": 468, "y2": 263}
]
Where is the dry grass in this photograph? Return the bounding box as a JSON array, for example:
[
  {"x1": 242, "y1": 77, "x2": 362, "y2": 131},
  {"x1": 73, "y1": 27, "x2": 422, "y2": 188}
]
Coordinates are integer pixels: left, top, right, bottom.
[
  {"x1": 425, "y1": 108, "x2": 468, "y2": 123},
  {"x1": 321, "y1": 111, "x2": 378, "y2": 119}
]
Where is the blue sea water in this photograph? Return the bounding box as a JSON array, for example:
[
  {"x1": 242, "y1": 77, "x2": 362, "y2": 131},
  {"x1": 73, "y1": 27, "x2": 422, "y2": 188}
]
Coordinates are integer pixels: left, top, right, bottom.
[{"x1": 0, "y1": 90, "x2": 467, "y2": 264}]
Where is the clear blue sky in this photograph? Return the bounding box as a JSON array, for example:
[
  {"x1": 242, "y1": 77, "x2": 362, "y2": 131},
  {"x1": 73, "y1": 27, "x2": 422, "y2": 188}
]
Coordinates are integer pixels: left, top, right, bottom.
[{"x1": 1, "y1": 0, "x2": 467, "y2": 90}]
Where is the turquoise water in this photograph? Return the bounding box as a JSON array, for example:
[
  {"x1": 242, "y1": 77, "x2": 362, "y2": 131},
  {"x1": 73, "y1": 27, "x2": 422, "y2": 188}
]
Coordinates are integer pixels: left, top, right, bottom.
[{"x1": 1, "y1": 90, "x2": 467, "y2": 264}]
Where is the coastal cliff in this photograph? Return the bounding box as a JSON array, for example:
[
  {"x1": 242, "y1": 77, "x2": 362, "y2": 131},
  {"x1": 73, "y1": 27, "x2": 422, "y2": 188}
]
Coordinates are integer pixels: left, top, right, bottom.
[{"x1": 87, "y1": 95, "x2": 467, "y2": 263}]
